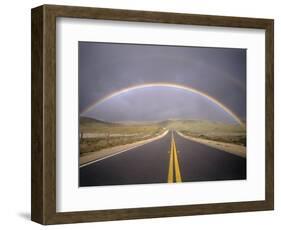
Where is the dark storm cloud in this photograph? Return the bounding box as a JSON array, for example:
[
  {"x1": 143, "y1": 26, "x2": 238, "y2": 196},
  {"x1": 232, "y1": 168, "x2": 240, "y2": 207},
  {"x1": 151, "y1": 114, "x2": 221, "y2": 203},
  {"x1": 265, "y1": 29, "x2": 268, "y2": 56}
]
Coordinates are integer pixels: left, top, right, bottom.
[{"x1": 79, "y1": 42, "x2": 246, "y2": 122}]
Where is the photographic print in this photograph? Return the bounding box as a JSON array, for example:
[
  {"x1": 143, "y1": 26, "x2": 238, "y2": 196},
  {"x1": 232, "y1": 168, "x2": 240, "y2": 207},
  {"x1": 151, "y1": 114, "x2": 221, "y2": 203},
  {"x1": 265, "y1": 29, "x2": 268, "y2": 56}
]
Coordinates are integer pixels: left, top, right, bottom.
[
  {"x1": 31, "y1": 5, "x2": 274, "y2": 224},
  {"x1": 79, "y1": 42, "x2": 246, "y2": 187}
]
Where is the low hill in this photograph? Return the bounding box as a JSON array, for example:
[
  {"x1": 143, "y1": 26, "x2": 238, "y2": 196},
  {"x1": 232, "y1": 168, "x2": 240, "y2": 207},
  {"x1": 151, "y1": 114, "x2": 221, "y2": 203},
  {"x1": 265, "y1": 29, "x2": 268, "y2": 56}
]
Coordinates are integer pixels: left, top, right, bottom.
[
  {"x1": 80, "y1": 117, "x2": 245, "y2": 134},
  {"x1": 80, "y1": 116, "x2": 163, "y2": 134},
  {"x1": 158, "y1": 119, "x2": 245, "y2": 133}
]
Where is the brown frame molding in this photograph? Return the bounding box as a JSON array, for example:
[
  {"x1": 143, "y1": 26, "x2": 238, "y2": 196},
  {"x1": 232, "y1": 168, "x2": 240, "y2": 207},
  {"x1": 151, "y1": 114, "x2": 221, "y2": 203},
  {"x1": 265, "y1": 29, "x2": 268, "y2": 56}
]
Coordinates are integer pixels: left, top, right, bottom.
[{"x1": 31, "y1": 4, "x2": 274, "y2": 225}]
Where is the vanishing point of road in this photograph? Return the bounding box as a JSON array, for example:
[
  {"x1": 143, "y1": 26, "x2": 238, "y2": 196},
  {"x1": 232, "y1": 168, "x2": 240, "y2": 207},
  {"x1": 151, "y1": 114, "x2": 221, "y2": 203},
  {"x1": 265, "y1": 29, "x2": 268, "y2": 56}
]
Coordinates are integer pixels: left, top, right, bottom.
[{"x1": 79, "y1": 131, "x2": 246, "y2": 186}]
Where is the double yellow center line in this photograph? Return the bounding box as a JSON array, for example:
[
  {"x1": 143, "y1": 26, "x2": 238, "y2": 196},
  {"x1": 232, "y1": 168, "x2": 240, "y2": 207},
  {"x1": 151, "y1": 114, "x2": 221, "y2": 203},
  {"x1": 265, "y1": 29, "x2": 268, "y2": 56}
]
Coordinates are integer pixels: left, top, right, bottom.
[{"x1": 168, "y1": 132, "x2": 182, "y2": 183}]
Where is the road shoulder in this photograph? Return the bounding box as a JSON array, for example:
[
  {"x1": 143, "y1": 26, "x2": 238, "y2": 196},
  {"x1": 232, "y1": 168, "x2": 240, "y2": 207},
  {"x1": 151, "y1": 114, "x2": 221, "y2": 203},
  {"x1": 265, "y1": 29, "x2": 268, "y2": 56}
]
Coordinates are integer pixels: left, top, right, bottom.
[{"x1": 176, "y1": 131, "x2": 246, "y2": 158}]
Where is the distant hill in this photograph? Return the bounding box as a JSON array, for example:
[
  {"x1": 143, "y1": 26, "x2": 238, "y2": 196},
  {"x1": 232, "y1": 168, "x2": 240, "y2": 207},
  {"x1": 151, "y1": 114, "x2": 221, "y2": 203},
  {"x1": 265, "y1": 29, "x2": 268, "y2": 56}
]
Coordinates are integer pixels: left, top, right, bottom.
[
  {"x1": 157, "y1": 119, "x2": 244, "y2": 133},
  {"x1": 80, "y1": 117, "x2": 244, "y2": 132},
  {"x1": 80, "y1": 116, "x2": 110, "y2": 125},
  {"x1": 79, "y1": 116, "x2": 163, "y2": 136},
  {"x1": 80, "y1": 117, "x2": 121, "y2": 131},
  {"x1": 80, "y1": 117, "x2": 159, "y2": 126}
]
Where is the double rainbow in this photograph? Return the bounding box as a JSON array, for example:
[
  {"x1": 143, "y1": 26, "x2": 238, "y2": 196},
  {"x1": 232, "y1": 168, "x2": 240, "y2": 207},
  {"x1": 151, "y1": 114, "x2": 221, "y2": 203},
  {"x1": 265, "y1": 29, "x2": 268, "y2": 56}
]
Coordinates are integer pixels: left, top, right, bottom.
[{"x1": 81, "y1": 83, "x2": 245, "y2": 127}]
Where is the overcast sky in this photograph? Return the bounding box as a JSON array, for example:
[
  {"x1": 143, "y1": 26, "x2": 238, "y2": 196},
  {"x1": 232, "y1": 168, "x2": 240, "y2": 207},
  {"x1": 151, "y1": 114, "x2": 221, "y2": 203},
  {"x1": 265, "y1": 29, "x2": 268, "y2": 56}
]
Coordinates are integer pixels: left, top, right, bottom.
[{"x1": 79, "y1": 42, "x2": 246, "y2": 123}]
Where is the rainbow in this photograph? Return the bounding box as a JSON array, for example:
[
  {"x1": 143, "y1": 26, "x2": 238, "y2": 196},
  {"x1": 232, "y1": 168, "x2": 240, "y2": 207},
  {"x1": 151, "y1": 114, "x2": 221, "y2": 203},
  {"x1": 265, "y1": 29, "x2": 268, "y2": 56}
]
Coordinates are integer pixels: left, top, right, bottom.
[{"x1": 81, "y1": 83, "x2": 245, "y2": 127}]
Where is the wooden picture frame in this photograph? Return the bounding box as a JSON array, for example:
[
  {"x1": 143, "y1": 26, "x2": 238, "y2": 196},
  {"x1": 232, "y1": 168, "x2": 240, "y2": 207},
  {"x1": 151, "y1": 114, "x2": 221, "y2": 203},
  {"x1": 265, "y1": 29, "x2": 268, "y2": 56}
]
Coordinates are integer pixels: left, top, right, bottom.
[{"x1": 31, "y1": 4, "x2": 274, "y2": 225}]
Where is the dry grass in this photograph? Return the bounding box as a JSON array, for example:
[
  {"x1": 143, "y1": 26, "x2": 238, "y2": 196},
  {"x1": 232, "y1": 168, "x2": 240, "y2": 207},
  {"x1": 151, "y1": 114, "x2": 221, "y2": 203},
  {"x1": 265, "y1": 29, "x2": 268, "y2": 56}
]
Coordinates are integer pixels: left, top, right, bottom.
[
  {"x1": 80, "y1": 117, "x2": 164, "y2": 154},
  {"x1": 80, "y1": 133, "x2": 161, "y2": 153},
  {"x1": 173, "y1": 120, "x2": 246, "y2": 146}
]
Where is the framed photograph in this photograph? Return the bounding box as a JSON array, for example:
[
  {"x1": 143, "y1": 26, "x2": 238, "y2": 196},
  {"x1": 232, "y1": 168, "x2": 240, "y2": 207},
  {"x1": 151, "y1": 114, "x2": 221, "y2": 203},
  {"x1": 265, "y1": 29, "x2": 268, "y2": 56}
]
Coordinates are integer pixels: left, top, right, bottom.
[{"x1": 31, "y1": 5, "x2": 274, "y2": 224}]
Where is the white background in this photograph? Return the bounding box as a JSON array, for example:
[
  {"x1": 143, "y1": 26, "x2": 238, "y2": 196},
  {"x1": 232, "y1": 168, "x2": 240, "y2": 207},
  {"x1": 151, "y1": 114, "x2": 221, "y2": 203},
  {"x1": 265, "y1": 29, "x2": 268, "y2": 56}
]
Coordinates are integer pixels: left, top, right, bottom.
[{"x1": 0, "y1": 0, "x2": 279, "y2": 229}]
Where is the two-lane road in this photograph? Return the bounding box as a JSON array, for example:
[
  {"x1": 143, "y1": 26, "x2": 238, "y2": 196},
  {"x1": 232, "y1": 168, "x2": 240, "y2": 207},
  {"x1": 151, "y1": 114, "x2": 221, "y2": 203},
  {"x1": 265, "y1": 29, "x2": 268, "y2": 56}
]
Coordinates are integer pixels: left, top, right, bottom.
[{"x1": 79, "y1": 131, "x2": 246, "y2": 186}]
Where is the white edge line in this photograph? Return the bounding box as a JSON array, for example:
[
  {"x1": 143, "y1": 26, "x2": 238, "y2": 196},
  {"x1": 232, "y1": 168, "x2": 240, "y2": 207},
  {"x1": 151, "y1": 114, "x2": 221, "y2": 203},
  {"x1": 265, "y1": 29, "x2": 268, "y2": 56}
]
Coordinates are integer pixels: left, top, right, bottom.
[{"x1": 80, "y1": 130, "x2": 169, "y2": 168}]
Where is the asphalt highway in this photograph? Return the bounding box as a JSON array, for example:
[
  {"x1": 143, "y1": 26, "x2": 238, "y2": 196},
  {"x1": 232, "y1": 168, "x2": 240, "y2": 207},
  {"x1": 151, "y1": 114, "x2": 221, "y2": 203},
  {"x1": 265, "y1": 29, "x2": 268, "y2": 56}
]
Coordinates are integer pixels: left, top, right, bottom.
[{"x1": 79, "y1": 131, "x2": 246, "y2": 186}]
